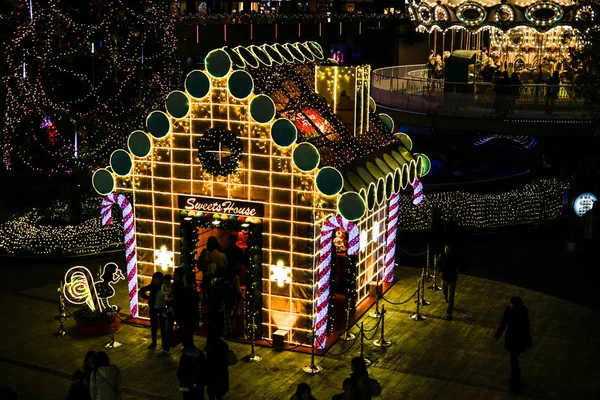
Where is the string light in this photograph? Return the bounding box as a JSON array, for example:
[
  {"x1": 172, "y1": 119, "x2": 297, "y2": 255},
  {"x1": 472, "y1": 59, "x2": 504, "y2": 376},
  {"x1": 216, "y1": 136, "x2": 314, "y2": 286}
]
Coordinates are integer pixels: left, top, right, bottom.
[
  {"x1": 397, "y1": 178, "x2": 566, "y2": 231},
  {"x1": 1, "y1": 0, "x2": 179, "y2": 174}
]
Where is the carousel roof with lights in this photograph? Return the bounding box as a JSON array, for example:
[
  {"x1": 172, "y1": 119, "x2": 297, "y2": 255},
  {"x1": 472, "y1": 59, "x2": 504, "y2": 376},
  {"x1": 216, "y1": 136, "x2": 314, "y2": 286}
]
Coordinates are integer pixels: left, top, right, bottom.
[{"x1": 409, "y1": 0, "x2": 595, "y2": 32}]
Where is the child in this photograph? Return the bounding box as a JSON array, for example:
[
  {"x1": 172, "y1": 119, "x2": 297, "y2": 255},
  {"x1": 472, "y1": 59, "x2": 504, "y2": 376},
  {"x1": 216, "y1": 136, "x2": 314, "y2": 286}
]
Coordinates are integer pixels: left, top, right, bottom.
[
  {"x1": 162, "y1": 274, "x2": 174, "y2": 354},
  {"x1": 139, "y1": 272, "x2": 166, "y2": 352}
]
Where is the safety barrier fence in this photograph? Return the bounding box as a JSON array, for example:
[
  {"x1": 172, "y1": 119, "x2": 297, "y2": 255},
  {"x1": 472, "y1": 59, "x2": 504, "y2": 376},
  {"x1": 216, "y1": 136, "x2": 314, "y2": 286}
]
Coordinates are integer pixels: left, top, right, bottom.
[{"x1": 372, "y1": 66, "x2": 597, "y2": 120}]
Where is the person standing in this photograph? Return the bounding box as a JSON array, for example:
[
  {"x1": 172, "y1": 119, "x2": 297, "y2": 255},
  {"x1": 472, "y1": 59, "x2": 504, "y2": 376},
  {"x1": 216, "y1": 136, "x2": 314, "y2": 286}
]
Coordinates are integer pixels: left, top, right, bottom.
[
  {"x1": 162, "y1": 274, "x2": 174, "y2": 354},
  {"x1": 290, "y1": 383, "x2": 317, "y2": 400},
  {"x1": 435, "y1": 244, "x2": 461, "y2": 321},
  {"x1": 494, "y1": 296, "x2": 533, "y2": 393},
  {"x1": 180, "y1": 271, "x2": 200, "y2": 349},
  {"x1": 545, "y1": 71, "x2": 560, "y2": 114},
  {"x1": 348, "y1": 356, "x2": 380, "y2": 400},
  {"x1": 139, "y1": 272, "x2": 167, "y2": 352},
  {"x1": 205, "y1": 332, "x2": 230, "y2": 400},
  {"x1": 171, "y1": 267, "x2": 188, "y2": 349},
  {"x1": 90, "y1": 352, "x2": 121, "y2": 400},
  {"x1": 177, "y1": 347, "x2": 206, "y2": 400}
]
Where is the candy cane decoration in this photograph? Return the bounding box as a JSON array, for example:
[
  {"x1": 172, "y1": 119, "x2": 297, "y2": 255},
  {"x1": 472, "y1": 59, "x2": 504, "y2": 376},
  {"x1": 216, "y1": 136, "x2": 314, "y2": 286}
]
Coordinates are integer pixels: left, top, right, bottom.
[
  {"x1": 315, "y1": 215, "x2": 359, "y2": 350},
  {"x1": 384, "y1": 192, "x2": 400, "y2": 283},
  {"x1": 101, "y1": 193, "x2": 139, "y2": 318},
  {"x1": 412, "y1": 178, "x2": 424, "y2": 205}
]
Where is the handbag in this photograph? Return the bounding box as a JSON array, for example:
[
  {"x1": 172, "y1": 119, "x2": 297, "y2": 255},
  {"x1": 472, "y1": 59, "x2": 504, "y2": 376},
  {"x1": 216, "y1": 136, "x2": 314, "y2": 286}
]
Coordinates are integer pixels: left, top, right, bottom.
[
  {"x1": 227, "y1": 349, "x2": 238, "y2": 366},
  {"x1": 368, "y1": 378, "x2": 382, "y2": 396}
]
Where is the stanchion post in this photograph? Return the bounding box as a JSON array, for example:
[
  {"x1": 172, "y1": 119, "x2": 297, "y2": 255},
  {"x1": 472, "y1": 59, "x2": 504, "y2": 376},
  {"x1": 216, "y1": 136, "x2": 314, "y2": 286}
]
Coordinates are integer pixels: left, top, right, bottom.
[
  {"x1": 241, "y1": 291, "x2": 250, "y2": 340},
  {"x1": 426, "y1": 244, "x2": 432, "y2": 278},
  {"x1": 54, "y1": 281, "x2": 68, "y2": 337},
  {"x1": 360, "y1": 322, "x2": 372, "y2": 366},
  {"x1": 410, "y1": 281, "x2": 426, "y2": 321},
  {"x1": 369, "y1": 272, "x2": 382, "y2": 318},
  {"x1": 418, "y1": 268, "x2": 431, "y2": 306},
  {"x1": 428, "y1": 255, "x2": 442, "y2": 291},
  {"x1": 243, "y1": 314, "x2": 262, "y2": 362},
  {"x1": 340, "y1": 297, "x2": 356, "y2": 341},
  {"x1": 303, "y1": 326, "x2": 322, "y2": 374},
  {"x1": 373, "y1": 305, "x2": 391, "y2": 347},
  {"x1": 105, "y1": 310, "x2": 122, "y2": 348}
]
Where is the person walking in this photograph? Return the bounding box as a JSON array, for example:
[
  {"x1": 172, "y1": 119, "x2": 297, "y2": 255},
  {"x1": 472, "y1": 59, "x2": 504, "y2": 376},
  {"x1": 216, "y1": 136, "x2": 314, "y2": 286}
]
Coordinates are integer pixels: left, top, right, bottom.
[
  {"x1": 139, "y1": 272, "x2": 167, "y2": 352},
  {"x1": 290, "y1": 383, "x2": 317, "y2": 400},
  {"x1": 435, "y1": 244, "x2": 461, "y2": 321},
  {"x1": 90, "y1": 352, "x2": 121, "y2": 400},
  {"x1": 205, "y1": 332, "x2": 230, "y2": 400},
  {"x1": 177, "y1": 347, "x2": 206, "y2": 400},
  {"x1": 494, "y1": 296, "x2": 533, "y2": 393},
  {"x1": 348, "y1": 357, "x2": 381, "y2": 400}
]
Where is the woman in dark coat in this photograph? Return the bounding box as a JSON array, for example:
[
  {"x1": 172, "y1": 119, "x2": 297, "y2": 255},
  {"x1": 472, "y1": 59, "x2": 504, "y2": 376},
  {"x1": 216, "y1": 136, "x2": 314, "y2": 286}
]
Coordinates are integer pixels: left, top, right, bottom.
[{"x1": 494, "y1": 296, "x2": 533, "y2": 393}]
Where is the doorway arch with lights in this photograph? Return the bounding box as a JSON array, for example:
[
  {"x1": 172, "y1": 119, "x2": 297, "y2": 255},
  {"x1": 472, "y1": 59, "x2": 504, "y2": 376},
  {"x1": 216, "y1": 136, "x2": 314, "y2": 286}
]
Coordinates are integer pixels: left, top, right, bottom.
[{"x1": 179, "y1": 195, "x2": 264, "y2": 331}]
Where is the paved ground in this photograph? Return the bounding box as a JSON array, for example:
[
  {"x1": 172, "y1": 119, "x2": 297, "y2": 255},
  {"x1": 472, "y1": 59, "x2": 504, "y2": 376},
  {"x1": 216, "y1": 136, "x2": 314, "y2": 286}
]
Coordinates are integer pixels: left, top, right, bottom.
[{"x1": 1, "y1": 255, "x2": 599, "y2": 400}]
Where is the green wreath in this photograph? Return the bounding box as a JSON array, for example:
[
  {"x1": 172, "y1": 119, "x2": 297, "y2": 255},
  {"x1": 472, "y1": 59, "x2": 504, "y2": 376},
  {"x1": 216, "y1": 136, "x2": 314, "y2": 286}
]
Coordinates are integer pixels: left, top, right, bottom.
[{"x1": 197, "y1": 128, "x2": 243, "y2": 177}]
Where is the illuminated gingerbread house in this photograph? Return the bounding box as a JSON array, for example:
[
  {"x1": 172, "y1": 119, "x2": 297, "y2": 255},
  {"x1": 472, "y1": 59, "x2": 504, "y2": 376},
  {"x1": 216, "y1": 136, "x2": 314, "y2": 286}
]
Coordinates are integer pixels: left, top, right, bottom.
[{"x1": 92, "y1": 41, "x2": 430, "y2": 350}]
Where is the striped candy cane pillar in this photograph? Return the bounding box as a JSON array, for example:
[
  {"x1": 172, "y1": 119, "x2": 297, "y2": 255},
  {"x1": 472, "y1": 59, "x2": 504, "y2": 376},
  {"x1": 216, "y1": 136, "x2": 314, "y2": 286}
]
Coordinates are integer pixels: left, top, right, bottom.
[
  {"x1": 384, "y1": 192, "x2": 400, "y2": 283},
  {"x1": 315, "y1": 215, "x2": 360, "y2": 349},
  {"x1": 412, "y1": 178, "x2": 424, "y2": 205},
  {"x1": 101, "y1": 193, "x2": 139, "y2": 318}
]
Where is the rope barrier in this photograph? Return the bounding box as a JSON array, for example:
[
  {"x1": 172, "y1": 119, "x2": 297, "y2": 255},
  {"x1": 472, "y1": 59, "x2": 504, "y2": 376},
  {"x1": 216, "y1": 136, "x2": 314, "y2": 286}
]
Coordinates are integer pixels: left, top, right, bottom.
[
  {"x1": 361, "y1": 319, "x2": 381, "y2": 333},
  {"x1": 325, "y1": 330, "x2": 360, "y2": 356},
  {"x1": 398, "y1": 247, "x2": 427, "y2": 256},
  {"x1": 362, "y1": 323, "x2": 380, "y2": 341},
  {"x1": 381, "y1": 289, "x2": 418, "y2": 305}
]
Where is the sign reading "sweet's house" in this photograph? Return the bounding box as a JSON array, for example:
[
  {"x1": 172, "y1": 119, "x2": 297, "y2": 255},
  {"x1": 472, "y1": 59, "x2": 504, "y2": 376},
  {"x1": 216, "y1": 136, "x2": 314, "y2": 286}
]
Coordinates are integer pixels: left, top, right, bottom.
[{"x1": 178, "y1": 195, "x2": 264, "y2": 218}]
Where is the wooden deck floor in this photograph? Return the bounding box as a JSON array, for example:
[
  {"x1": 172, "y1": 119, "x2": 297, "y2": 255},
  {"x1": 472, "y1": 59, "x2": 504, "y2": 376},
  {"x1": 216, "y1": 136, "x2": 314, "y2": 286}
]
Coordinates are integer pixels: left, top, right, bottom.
[{"x1": 1, "y1": 264, "x2": 599, "y2": 400}]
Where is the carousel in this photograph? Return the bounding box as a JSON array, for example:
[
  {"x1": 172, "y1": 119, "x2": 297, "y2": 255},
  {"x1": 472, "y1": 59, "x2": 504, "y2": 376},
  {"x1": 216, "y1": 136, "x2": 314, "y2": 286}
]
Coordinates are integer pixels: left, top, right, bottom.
[{"x1": 408, "y1": 0, "x2": 596, "y2": 82}]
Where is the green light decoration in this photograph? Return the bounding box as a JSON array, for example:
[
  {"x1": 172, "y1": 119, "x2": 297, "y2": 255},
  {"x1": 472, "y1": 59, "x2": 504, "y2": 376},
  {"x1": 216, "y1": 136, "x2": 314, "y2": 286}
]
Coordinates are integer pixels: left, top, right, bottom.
[
  {"x1": 196, "y1": 128, "x2": 243, "y2": 177},
  {"x1": 307, "y1": 41, "x2": 324, "y2": 60},
  {"x1": 128, "y1": 130, "x2": 152, "y2": 158},
  {"x1": 376, "y1": 178, "x2": 385, "y2": 205},
  {"x1": 165, "y1": 91, "x2": 190, "y2": 119},
  {"x1": 270, "y1": 118, "x2": 297, "y2": 148},
  {"x1": 395, "y1": 132, "x2": 413, "y2": 151},
  {"x1": 338, "y1": 192, "x2": 366, "y2": 221},
  {"x1": 316, "y1": 167, "x2": 344, "y2": 196},
  {"x1": 385, "y1": 173, "x2": 394, "y2": 200},
  {"x1": 366, "y1": 182, "x2": 376, "y2": 211},
  {"x1": 378, "y1": 113, "x2": 394, "y2": 133},
  {"x1": 414, "y1": 153, "x2": 432, "y2": 176},
  {"x1": 236, "y1": 46, "x2": 260, "y2": 68},
  {"x1": 262, "y1": 44, "x2": 284, "y2": 64},
  {"x1": 369, "y1": 97, "x2": 376, "y2": 113},
  {"x1": 227, "y1": 70, "x2": 254, "y2": 100},
  {"x1": 146, "y1": 111, "x2": 171, "y2": 139},
  {"x1": 92, "y1": 168, "x2": 115, "y2": 195},
  {"x1": 249, "y1": 94, "x2": 276, "y2": 124},
  {"x1": 249, "y1": 45, "x2": 272, "y2": 67},
  {"x1": 292, "y1": 142, "x2": 320, "y2": 172},
  {"x1": 205, "y1": 49, "x2": 232, "y2": 78},
  {"x1": 222, "y1": 46, "x2": 246, "y2": 69},
  {"x1": 110, "y1": 150, "x2": 133, "y2": 176},
  {"x1": 185, "y1": 70, "x2": 211, "y2": 100},
  {"x1": 393, "y1": 168, "x2": 402, "y2": 193}
]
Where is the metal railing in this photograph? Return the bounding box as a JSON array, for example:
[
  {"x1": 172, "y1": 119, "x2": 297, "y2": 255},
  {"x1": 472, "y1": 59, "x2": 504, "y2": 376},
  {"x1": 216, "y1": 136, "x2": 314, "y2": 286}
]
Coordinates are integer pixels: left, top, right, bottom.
[{"x1": 371, "y1": 66, "x2": 597, "y2": 120}]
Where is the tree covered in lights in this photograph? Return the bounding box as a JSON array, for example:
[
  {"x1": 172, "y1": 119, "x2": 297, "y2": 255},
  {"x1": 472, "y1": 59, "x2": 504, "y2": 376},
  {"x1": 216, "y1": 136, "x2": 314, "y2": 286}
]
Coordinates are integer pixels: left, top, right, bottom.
[
  {"x1": 1, "y1": 0, "x2": 179, "y2": 175},
  {"x1": 567, "y1": 1, "x2": 600, "y2": 111}
]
